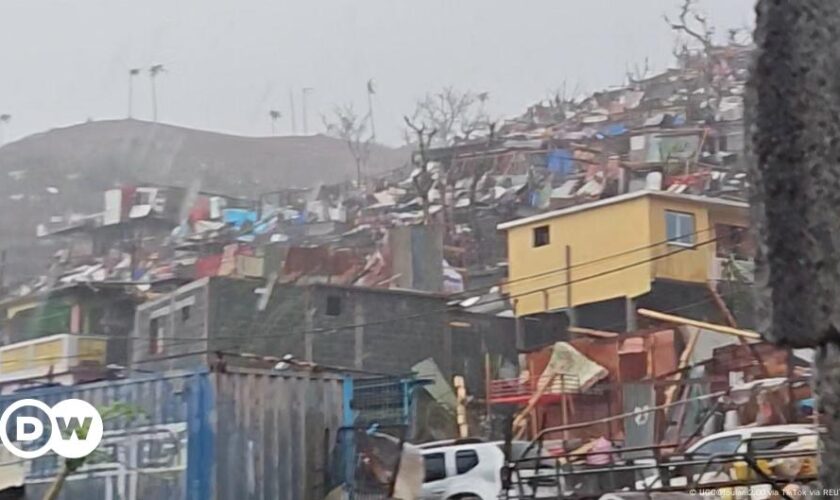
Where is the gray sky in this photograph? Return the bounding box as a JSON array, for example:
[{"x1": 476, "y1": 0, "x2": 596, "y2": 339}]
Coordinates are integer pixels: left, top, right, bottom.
[{"x1": 0, "y1": 0, "x2": 754, "y2": 146}]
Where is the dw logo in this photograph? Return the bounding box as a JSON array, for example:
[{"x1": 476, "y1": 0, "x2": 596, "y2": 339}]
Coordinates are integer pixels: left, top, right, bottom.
[{"x1": 0, "y1": 399, "x2": 103, "y2": 459}]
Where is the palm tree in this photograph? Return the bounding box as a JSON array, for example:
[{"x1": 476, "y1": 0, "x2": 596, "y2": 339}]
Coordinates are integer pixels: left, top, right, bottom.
[
  {"x1": 149, "y1": 64, "x2": 166, "y2": 122},
  {"x1": 0, "y1": 114, "x2": 11, "y2": 146},
  {"x1": 128, "y1": 68, "x2": 141, "y2": 118},
  {"x1": 269, "y1": 109, "x2": 282, "y2": 135}
]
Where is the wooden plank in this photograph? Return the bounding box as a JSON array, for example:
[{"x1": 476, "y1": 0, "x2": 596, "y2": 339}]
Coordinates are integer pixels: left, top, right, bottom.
[
  {"x1": 513, "y1": 371, "x2": 558, "y2": 439},
  {"x1": 568, "y1": 326, "x2": 619, "y2": 339},
  {"x1": 663, "y1": 326, "x2": 700, "y2": 408},
  {"x1": 636, "y1": 308, "x2": 761, "y2": 340},
  {"x1": 454, "y1": 375, "x2": 469, "y2": 438},
  {"x1": 707, "y1": 282, "x2": 769, "y2": 377}
]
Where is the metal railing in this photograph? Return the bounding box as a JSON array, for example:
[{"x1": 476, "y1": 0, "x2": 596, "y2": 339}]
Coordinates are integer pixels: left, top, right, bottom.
[
  {"x1": 490, "y1": 374, "x2": 583, "y2": 402},
  {"x1": 502, "y1": 432, "x2": 820, "y2": 499}
]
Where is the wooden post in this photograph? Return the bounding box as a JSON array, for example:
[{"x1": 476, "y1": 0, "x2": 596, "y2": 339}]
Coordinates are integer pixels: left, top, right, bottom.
[
  {"x1": 565, "y1": 245, "x2": 577, "y2": 326},
  {"x1": 354, "y1": 300, "x2": 364, "y2": 370},
  {"x1": 560, "y1": 373, "x2": 569, "y2": 440},
  {"x1": 484, "y1": 352, "x2": 492, "y2": 429},
  {"x1": 625, "y1": 297, "x2": 637, "y2": 332},
  {"x1": 304, "y1": 287, "x2": 314, "y2": 361},
  {"x1": 513, "y1": 371, "x2": 558, "y2": 438},
  {"x1": 663, "y1": 326, "x2": 700, "y2": 408},
  {"x1": 786, "y1": 348, "x2": 795, "y2": 422},
  {"x1": 454, "y1": 375, "x2": 469, "y2": 438}
]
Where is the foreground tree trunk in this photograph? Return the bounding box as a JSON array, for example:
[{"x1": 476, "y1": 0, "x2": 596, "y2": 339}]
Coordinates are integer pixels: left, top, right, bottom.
[
  {"x1": 42, "y1": 464, "x2": 71, "y2": 500},
  {"x1": 749, "y1": 0, "x2": 840, "y2": 490}
]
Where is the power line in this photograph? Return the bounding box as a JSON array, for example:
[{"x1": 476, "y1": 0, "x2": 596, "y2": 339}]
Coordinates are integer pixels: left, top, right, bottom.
[
  {"x1": 120, "y1": 236, "x2": 723, "y2": 346},
  {"x1": 7, "y1": 234, "x2": 738, "y2": 364},
  {"x1": 454, "y1": 226, "x2": 716, "y2": 296},
  {"x1": 0, "y1": 284, "x2": 749, "y2": 368}
]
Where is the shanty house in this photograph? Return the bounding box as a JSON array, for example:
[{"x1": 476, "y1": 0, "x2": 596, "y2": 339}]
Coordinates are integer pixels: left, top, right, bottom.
[{"x1": 498, "y1": 190, "x2": 750, "y2": 330}]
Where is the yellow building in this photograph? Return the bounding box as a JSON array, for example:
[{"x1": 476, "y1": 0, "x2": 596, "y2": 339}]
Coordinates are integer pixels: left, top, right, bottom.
[{"x1": 498, "y1": 190, "x2": 750, "y2": 318}]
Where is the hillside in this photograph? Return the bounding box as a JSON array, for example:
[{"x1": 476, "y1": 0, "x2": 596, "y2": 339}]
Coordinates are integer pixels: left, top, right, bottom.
[{"x1": 0, "y1": 119, "x2": 411, "y2": 281}]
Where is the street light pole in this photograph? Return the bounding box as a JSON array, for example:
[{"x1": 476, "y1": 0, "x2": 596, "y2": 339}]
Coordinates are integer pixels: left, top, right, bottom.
[
  {"x1": 128, "y1": 68, "x2": 140, "y2": 118},
  {"x1": 301, "y1": 87, "x2": 314, "y2": 135}
]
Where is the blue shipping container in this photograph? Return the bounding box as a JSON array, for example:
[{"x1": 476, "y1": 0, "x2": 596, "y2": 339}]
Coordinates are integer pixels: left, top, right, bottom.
[{"x1": 0, "y1": 367, "x2": 344, "y2": 500}]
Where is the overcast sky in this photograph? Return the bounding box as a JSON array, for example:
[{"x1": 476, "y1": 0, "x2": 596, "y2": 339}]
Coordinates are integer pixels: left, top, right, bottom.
[{"x1": 0, "y1": 0, "x2": 755, "y2": 146}]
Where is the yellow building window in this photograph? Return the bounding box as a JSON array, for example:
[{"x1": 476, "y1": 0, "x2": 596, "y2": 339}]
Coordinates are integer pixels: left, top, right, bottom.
[
  {"x1": 533, "y1": 225, "x2": 550, "y2": 247},
  {"x1": 666, "y1": 210, "x2": 696, "y2": 246}
]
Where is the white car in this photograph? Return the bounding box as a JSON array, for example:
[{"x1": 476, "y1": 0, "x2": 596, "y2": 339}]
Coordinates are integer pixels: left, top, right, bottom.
[
  {"x1": 634, "y1": 424, "x2": 818, "y2": 491},
  {"x1": 418, "y1": 439, "x2": 556, "y2": 500},
  {"x1": 418, "y1": 440, "x2": 505, "y2": 500}
]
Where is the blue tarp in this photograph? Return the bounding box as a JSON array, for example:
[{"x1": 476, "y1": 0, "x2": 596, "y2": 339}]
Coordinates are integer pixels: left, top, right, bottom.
[
  {"x1": 547, "y1": 149, "x2": 575, "y2": 176},
  {"x1": 599, "y1": 123, "x2": 628, "y2": 137},
  {"x1": 222, "y1": 208, "x2": 257, "y2": 228}
]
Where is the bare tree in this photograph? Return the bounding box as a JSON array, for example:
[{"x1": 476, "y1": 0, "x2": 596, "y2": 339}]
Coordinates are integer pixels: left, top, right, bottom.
[
  {"x1": 323, "y1": 104, "x2": 372, "y2": 187},
  {"x1": 664, "y1": 0, "x2": 714, "y2": 52},
  {"x1": 403, "y1": 88, "x2": 492, "y2": 232},
  {"x1": 664, "y1": 0, "x2": 723, "y2": 114},
  {"x1": 407, "y1": 87, "x2": 489, "y2": 146},
  {"x1": 403, "y1": 116, "x2": 437, "y2": 223}
]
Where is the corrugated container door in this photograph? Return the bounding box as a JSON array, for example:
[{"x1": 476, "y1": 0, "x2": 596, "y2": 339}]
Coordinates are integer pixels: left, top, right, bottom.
[
  {"x1": 0, "y1": 371, "x2": 211, "y2": 500},
  {"x1": 211, "y1": 369, "x2": 343, "y2": 500}
]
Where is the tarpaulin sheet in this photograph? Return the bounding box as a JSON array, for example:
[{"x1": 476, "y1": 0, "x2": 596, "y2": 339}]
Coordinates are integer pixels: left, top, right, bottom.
[{"x1": 545, "y1": 341, "x2": 609, "y2": 393}]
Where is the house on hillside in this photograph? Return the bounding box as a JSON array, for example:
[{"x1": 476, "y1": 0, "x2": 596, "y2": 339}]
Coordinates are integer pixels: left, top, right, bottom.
[
  {"x1": 498, "y1": 190, "x2": 751, "y2": 332},
  {"x1": 0, "y1": 282, "x2": 151, "y2": 388},
  {"x1": 131, "y1": 277, "x2": 534, "y2": 397}
]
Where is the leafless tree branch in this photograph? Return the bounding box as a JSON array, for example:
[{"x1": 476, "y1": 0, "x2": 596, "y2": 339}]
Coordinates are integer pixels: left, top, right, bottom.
[{"x1": 323, "y1": 104, "x2": 372, "y2": 187}]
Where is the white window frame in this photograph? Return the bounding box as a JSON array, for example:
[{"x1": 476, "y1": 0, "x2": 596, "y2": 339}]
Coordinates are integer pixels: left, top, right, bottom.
[{"x1": 665, "y1": 210, "x2": 696, "y2": 247}]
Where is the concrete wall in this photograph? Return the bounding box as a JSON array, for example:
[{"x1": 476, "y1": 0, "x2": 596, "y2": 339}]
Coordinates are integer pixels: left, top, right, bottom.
[
  {"x1": 133, "y1": 278, "x2": 517, "y2": 385},
  {"x1": 306, "y1": 284, "x2": 451, "y2": 374},
  {"x1": 133, "y1": 278, "x2": 211, "y2": 371},
  {"x1": 388, "y1": 225, "x2": 444, "y2": 292}
]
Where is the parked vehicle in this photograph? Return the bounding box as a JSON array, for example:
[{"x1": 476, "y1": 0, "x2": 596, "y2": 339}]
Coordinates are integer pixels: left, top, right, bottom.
[
  {"x1": 418, "y1": 439, "x2": 554, "y2": 500},
  {"x1": 635, "y1": 424, "x2": 819, "y2": 492},
  {"x1": 501, "y1": 425, "x2": 820, "y2": 499}
]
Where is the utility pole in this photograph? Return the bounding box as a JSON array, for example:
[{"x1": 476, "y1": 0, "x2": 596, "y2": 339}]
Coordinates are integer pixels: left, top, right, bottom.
[
  {"x1": 301, "y1": 87, "x2": 314, "y2": 135},
  {"x1": 269, "y1": 109, "x2": 281, "y2": 135},
  {"x1": 149, "y1": 64, "x2": 165, "y2": 122},
  {"x1": 289, "y1": 89, "x2": 297, "y2": 134},
  {"x1": 367, "y1": 78, "x2": 377, "y2": 142},
  {"x1": 749, "y1": 0, "x2": 840, "y2": 490},
  {"x1": 128, "y1": 68, "x2": 140, "y2": 118}
]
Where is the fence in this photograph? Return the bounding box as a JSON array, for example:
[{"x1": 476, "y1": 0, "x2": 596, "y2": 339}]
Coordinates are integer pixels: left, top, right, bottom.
[{"x1": 329, "y1": 375, "x2": 422, "y2": 500}]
